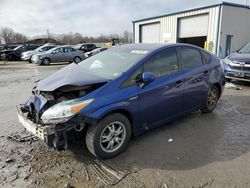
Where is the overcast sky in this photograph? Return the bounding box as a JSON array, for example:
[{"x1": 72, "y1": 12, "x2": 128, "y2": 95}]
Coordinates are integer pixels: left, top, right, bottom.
[{"x1": 0, "y1": 0, "x2": 248, "y2": 37}]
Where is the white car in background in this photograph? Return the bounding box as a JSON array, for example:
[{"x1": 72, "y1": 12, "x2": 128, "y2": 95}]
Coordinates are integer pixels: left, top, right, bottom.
[{"x1": 21, "y1": 44, "x2": 57, "y2": 62}]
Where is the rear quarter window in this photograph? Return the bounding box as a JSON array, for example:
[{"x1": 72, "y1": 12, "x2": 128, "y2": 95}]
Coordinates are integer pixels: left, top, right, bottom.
[
  {"x1": 181, "y1": 47, "x2": 203, "y2": 69},
  {"x1": 200, "y1": 50, "x2": 211, "y2": 64}
]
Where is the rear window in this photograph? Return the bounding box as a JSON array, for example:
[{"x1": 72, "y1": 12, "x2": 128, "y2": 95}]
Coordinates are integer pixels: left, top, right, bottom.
[
  {"x1": 181, "y1": 47, "x2": 203, "y2": 69},
  {"x1": 201, "y1": 50, "x2": 211, "y2": 64}
]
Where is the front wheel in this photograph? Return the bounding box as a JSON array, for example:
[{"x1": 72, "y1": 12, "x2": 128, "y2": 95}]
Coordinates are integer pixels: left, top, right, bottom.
[
  {"x1": 86, "y1": 113, "x2": 131, "y2": 159},
  {"x1": 202, "y1": 86, "x2": 219, "y2": 113},
  {"x1": 42, "y1": 58, "x2": 51, "y2": 65}
]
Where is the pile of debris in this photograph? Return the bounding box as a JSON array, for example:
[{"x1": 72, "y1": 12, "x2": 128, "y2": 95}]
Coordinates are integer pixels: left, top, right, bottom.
[
  {"x1": 225, "y1": 83, "x2": 242, "y2": 90},
  {"x1": 85, "y1": 159, "x2": 134, "y2": 185},
  {"x1": 7, "y1": 130, "x2": 38, "y2": 142}
]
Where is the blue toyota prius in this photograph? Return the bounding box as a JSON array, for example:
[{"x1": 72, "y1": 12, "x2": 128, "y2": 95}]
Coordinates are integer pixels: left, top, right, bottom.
[{"x1": 17, "y1": 43, "x2": 225, "y2": 159}]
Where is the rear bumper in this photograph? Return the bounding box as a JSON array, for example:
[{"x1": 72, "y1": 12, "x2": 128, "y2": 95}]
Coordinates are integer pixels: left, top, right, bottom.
[{"x1": 16, "y1": 105, "x2": 55, "y2": 144}]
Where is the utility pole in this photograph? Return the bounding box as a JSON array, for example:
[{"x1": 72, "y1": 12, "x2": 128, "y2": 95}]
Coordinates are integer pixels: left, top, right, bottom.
[{"x1": 246, "y1": 0, "x2": 249, "y2": 5}]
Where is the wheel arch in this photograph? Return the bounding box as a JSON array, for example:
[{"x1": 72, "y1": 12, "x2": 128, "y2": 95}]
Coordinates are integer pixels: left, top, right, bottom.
[
  {"x1": 212, "y1": 82, "x2": 222, "y2": 97},
  {"x1": 96, "y1": 109, "x2": 135, "y2": 136},
  {"x1": 43, "y1": 57, "x2": 51, "y2": 61}
]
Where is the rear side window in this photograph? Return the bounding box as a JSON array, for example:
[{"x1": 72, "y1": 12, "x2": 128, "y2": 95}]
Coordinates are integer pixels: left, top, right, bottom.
[
  {"x1": 144, "y1": 48, "x2": 179, "y2": 78},
  {"x1": 201, "y1": 50, "x2": 211, "y2": 64},
  {"x1": 181, "y1": 47, "x2": 203, "y2": 69}
]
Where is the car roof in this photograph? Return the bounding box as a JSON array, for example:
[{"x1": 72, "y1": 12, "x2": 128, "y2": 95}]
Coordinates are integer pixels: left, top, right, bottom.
[
  {"x1": 53, "y1": 45, "x2": 71, "y2": 48},
  {"x1": 110, "y1": 43, "x2": 202, "y2": 53}
]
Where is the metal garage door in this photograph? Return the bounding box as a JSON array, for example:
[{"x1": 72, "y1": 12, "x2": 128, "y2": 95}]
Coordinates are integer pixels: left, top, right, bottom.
[
  {"x1": 140, "y1": 23, "x2": 160, "y2": 43},
  {"x1": 178, "y1": 14, "x2": 209, "y2": 38}
]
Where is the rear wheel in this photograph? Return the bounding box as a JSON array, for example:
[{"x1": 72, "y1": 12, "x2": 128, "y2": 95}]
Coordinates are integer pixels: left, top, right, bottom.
[
  {"x1": 86, "y1": 113, "x2": 131, "y2": 159},
  {"x1": 73, "y1": 56, "x2": 81, "y2": 63},
  {"x1": 42, "y1": 58, "x2": 51, "y2": 65},
  {"x1": 202, "y1": 86, "x2": 219, "y2": 113}
]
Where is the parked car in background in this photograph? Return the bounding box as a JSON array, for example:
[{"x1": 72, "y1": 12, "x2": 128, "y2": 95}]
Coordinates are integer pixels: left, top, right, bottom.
[
  {"x1": 74, "y1": 43, "x2": 97, "y2": 52},
  {"x1": 1, "y1": 44, "x2": 40, "y2": 61},
  {"x1": 85, "y1": 47, "x2": 107, "y2": 57},
  {"x1": 222, "y1": 42, "x2": 250, "y2": 82},
  {"x1": 31, "y1": 45, "x2": 86, "y2": 65},
  {"x1": 0, "y1": 44, "x2": 20, "y2": 53},
  {"x1": 17, "y1": 44, "x2": 225, "y2": 159},
  {"x1": 21, "y1": 43, "x2": 57, "y2": 62}
]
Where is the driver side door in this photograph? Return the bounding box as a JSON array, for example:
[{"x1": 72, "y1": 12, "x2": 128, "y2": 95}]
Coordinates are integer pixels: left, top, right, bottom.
[{"x1": 138, "y1": 47, "x2": 184, "y2": 129}]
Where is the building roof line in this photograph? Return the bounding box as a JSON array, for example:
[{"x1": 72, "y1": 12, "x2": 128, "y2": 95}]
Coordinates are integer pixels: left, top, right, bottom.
[{"x1": 132, "y1": 1, "x2": 250, "y2": 23}]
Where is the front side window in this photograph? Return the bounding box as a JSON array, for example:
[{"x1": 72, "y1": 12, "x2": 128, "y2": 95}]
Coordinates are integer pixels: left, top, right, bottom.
[
  {"x1": 181, "y1": 47, "x2": 203, "y2": 69},
  {"x1": 144, "y1": 48, "x2": 179, "y2": 78},
  {"x1": 121, "y1": 66, "x2": 143, "y2": 88}
]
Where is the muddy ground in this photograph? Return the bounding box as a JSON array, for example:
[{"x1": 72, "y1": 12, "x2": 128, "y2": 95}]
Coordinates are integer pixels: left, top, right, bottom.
[{"x1": 0, "y1": 61, "x2": 249, "y2": 188}]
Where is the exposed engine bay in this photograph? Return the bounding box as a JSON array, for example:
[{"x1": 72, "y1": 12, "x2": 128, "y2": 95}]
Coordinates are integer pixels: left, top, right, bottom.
[
  {"x1": 23, "y1": 82, "x2": 106, "y2": 124},
  {"x1": 19, "y1": 82, "x2": 107, "y2": 149}
]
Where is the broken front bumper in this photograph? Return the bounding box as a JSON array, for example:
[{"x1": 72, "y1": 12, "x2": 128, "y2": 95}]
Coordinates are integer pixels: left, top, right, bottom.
[{"x1": 16, "y1": 105, "x2": 55, "y2": 145}]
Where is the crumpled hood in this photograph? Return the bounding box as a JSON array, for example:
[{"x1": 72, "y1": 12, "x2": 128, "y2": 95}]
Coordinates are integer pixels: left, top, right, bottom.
[
  {"x1": 227, "y1": 52, "x2": 250, "y2": 64},
  {"x1": 36, "y1": 63, "x2": 109, "y2": 91}
]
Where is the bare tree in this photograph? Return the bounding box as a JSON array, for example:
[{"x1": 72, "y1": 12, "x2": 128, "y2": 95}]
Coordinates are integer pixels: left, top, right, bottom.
[
  {"x1": 0, "y1": 27, "x2": 15, "y2": 44},
  {"x1": 0, "y1": 27, "x2": 27, "y2": 44},
  {"x1": 13, "y1": 32, "x2": 28, "y2": 43}
]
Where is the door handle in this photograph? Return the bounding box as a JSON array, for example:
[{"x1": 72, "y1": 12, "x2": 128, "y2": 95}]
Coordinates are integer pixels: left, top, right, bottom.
[
  {"x1": 204, "y1": 70, "x2": 209, "y2": 77},
  {"x1": 176, "y1": 80, "x2": 183, "y2": 88}
]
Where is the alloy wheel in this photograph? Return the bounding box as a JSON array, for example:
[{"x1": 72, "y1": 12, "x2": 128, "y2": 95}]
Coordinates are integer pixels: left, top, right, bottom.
[
  {"x1": 207, "y1": 88, "x2": 218, "y2": 109},
  {"x1": 100, "y1": 121, "x2": 126, "y2": 153}
]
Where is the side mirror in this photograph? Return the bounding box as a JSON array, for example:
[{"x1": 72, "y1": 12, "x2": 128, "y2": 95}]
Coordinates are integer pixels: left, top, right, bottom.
[{"x1": 141, "y1": 72, "x2": 156, "y2": 84}]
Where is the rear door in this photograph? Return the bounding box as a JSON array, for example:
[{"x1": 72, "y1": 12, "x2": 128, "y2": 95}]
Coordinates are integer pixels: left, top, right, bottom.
[
  {"x1": 179, "y1": 47, "x2": 210, "y2": 111},
  {"x1": 138, "y1": 47, "x2": 184, "y2": 128},
  {"x1": 63, "y1": 47, "x2": 73, "y2": 61}
]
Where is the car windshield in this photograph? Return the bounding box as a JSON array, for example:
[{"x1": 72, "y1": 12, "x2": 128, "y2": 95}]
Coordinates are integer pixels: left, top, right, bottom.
[
  {"x1": 46, "y1": 47, "x2": 59, "y2": 53},
  {"x1": 74, "y1": 44, "x2": 82, "y2": 49},
  {"x1": 35, "y1": 46, "x2": 43, "y2": 51},
  {"x1": 239, "y1": 42, "x2": 250, "y2": 53},
  {"x1": 78, "y1": 47, "x2": 148, "y2": 79},
  {"x1": 13, "y1": 45, "x2": 23, "y2": 51}
]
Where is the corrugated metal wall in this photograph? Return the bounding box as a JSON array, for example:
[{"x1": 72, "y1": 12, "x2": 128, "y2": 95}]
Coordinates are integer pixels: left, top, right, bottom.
[{"x1": 134, "y1": 6, "x2": 220, "y2": 54}]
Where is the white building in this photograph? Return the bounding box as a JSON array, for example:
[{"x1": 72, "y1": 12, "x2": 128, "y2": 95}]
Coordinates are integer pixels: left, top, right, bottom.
[{"x1": 132, "y1": 2, "x2": 250, "y2": 58}]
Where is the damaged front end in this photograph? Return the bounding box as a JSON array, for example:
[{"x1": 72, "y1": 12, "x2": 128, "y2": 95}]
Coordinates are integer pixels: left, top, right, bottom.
[{"x1": 17, "y1": 83, "x2": 106, "y2": 149}]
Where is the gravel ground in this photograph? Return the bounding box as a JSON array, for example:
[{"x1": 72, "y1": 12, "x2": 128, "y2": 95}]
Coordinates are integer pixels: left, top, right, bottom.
[{"x1": 0, "y1": 61, "x2": 249, "y2": 188}]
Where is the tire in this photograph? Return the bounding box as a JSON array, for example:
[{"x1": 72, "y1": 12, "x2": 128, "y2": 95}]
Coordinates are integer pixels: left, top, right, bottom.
[
  {"x1": 29, "y1": 56, "x2": 33, "y2": 63},
  {"x1": 202, "y1": 85, "x2": 220, "y2": 113},
  {"x1": 86, "y1": 113, "x2": 131, "y2": 159},
  {"x1": 42, "y1": 58, "x2": 51, "y2": 65},
  {"x1": 73, "y1": 56, "x2": 81, "y2": 63}
]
